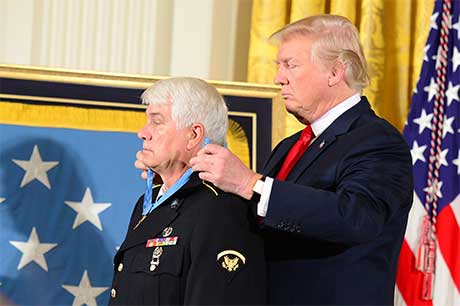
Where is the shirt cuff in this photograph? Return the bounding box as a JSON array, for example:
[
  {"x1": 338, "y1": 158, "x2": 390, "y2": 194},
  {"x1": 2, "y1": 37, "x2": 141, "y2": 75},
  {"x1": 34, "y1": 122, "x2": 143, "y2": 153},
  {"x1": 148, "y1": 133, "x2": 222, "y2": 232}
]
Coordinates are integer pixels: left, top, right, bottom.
[{"x1": 257, "y1": 176, "x2": 273, "y2": 217}]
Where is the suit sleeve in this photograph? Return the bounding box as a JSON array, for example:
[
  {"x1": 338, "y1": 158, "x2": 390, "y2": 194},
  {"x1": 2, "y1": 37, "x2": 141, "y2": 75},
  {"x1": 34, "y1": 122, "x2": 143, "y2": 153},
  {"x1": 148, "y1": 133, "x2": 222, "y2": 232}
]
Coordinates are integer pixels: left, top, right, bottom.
[
  {"x1": 184, "y1": 193, "x2": 266, "y2": 305},
  {"x1": 263, "y1": 123, "x2": 413, "y2": 245}
]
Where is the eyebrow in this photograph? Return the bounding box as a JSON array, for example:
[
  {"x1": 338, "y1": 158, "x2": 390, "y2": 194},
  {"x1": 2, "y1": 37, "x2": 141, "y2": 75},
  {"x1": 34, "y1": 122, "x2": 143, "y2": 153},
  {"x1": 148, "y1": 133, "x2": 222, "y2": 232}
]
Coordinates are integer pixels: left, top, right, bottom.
[{"x1": 275, "y1": 57, "x2": 295, "y2": 65}]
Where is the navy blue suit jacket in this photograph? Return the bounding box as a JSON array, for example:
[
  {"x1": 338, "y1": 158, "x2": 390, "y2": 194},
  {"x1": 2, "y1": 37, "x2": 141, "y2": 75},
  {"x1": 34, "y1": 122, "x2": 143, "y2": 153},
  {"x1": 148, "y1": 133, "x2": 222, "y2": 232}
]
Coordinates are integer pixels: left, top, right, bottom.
[{"x1": 261, "y1": 97, "x2": 413, "y2": 305}]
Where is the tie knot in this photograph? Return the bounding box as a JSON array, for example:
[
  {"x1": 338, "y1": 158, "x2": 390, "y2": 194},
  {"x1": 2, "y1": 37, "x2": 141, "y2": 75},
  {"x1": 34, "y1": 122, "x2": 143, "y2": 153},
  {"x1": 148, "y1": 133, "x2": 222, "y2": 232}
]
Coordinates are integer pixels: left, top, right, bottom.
[{"x1": 299, "y1": 125, "x2": 314, "y2": 145}]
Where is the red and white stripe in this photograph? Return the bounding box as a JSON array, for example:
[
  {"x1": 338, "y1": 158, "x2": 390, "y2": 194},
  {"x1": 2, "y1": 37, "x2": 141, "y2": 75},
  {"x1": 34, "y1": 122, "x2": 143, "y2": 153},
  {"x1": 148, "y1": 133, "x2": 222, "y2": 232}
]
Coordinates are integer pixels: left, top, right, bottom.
[{"x1": 396, "y1": 193, "x2": 460, "y2": 306}]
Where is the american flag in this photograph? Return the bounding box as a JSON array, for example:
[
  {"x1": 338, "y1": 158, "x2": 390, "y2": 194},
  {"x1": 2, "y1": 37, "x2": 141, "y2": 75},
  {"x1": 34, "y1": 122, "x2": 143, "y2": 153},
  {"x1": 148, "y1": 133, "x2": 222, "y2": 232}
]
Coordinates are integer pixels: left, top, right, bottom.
[
  {"x1": 395, "y1": 0, "x2": 460, "y2": 305},
  {"x1": 0, "y1": 115, "x2": 144, "y2": 305}
]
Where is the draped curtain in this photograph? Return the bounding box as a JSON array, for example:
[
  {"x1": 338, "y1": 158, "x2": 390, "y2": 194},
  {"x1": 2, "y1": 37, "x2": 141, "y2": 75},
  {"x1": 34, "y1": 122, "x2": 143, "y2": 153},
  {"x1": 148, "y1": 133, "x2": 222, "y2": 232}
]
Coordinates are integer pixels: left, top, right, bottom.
[{"x1": 247, "y1": 0, "x2": 434, "y2": 137}]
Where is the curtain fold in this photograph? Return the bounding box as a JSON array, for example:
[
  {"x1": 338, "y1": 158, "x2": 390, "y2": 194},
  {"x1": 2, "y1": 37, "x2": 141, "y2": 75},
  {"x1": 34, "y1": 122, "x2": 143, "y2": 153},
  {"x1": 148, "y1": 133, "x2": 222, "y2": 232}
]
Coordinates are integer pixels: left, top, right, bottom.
[{"x1": 248, "y1": 0, "x2": 434, "y2": 137}]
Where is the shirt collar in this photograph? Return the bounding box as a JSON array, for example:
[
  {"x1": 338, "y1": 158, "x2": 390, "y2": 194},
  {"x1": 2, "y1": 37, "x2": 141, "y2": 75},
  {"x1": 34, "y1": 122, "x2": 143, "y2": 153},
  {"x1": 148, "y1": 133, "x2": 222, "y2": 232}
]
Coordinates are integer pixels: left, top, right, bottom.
[{"x1": 311, "y1": 93, "x2": 361, "y2": 138}]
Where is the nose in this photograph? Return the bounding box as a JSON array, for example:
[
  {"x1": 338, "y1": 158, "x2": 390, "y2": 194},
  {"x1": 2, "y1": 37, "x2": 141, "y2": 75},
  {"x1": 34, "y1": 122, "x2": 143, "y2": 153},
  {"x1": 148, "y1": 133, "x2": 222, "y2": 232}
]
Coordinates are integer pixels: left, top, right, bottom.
[
  {"x1": 137, "y1": 124, "x2": 151, "y2": 141},
  {"x1": 274, "y1": 67, "x2": 288, "y2": 86}
]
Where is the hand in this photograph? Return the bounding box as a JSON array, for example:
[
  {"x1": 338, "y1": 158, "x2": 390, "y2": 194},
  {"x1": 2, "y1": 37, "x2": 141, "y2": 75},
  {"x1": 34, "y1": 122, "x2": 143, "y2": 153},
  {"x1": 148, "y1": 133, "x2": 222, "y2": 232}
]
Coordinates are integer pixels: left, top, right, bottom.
[
  {"x1": 134, "y1": 150, "x2": 149, "y2": 180},
  {"x1": 190, "y1": 144, "x2": 262, "y2": 199}
]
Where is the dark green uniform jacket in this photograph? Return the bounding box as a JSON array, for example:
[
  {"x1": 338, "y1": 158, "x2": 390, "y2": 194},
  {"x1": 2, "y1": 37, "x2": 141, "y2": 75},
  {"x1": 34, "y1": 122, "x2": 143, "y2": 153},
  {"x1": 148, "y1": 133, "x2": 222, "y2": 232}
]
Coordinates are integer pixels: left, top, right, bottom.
[{"x1": 109, "y1": 174, "x2": 266, "y2": 305}]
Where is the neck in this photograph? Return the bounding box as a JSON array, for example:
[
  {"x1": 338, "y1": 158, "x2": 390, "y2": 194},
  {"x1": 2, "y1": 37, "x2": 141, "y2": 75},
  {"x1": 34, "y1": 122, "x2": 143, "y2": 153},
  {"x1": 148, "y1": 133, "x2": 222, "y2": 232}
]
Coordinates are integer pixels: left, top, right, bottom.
[
  {"x1": 158, "y1": 163, "x2": 190, "y2": 190},
  {"x1": 306, "y1": 88, "x2": 358, "y2": 124}
]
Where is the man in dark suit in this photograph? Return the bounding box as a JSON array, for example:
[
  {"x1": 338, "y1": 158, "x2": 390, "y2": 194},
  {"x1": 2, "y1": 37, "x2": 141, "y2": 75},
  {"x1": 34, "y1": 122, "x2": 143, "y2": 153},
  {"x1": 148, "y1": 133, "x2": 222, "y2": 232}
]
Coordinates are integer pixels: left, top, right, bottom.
[
  {"x1": 110, "y1": 77, "x2": 266, "y2": 305},
  {"x1": 190, "y1": 15, "x2": 413, "y2": 305}
]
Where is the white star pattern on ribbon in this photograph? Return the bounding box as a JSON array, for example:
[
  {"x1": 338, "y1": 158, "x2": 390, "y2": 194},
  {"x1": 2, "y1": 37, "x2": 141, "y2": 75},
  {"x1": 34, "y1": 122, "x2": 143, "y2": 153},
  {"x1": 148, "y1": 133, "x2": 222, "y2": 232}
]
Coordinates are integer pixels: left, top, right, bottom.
[
  {"x1": 423, "y1": 44, "x2": 431, "y2": 62},
  {"x1": 452, "y1": 46, "x2": 460, "y2": 72},
  {"x1": 442, "y1": 115, "x2": 455, "y2": 138},
  {"x1": 0, "y1": 197, "x2": 5, "y2": 204},
  {"x1": 445, "y1": 81, "x2": 460, "y2": 106},
  {"x1": 430, "y1": 12, "x2": 439, "y2": 30},
  {"x1": 413, "y1": 109, "x2": 433, "y2": 134},
  {"x1": 424, "y1": 180, "x2": 444, "y2": 199},
  {"x1": 453, "y1": 19, "x2": 460, "y2": 40},
  {"x1": 411, "y1": 140, "x2": 427, "y2": 165},
  {"x1": 12, "y1": 145, "x2": 59, "y2": 189},
  {"x1": 65, "y1": 188, "x2": 111, "y2": 231},
  {"x1": 62, "y1": 270, "x2": 108, "y2": 306},
  {"x1": 9, "y1": 227, "x2": 57, "y2": 271},
  {"x1": 423, "y1": 77, "x2": 437, "y2": 102},
  {"x1": 439, "y1": 148, "x2": 449, "y2": 167},
  {"x1": 453, "y1": 150, "x2": 460, "y2": 175}
]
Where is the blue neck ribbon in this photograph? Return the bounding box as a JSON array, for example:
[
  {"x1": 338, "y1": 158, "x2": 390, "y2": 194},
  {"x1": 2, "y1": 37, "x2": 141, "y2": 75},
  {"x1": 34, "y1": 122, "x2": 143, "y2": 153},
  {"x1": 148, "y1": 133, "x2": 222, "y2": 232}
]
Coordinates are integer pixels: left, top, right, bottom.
[{"x1": 142, "y1": 137, "x2": 211, "y2": 215}]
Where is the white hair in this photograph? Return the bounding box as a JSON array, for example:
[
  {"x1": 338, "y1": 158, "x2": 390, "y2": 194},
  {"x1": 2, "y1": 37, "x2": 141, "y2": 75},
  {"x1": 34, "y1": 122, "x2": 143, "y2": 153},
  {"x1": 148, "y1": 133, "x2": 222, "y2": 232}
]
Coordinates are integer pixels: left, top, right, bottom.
[{"x1": 141, "y1": 77, "x2": 228, "y2": 145}]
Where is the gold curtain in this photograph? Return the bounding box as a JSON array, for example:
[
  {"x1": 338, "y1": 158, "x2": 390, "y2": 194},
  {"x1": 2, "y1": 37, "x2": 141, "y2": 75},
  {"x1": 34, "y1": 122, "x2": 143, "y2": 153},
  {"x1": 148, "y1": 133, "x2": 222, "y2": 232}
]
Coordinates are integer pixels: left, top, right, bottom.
[{"x1": 248, "y1": 0, "x2": 434, "y2": 138}]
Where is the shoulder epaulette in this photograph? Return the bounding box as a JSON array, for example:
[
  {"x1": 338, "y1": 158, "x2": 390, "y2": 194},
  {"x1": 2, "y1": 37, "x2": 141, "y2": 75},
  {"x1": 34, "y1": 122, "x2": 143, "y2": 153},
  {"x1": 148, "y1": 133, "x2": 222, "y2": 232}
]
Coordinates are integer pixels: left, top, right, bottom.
[{"x1": 201, "y1": 180, "x2": 219, "y2": 197}]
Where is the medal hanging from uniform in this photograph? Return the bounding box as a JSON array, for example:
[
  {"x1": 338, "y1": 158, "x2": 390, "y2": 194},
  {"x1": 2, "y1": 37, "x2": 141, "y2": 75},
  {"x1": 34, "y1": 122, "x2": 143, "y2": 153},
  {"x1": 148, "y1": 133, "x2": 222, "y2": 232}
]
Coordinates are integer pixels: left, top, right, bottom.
[{"x1": 146, "y1": 226, "x2": 177, "y2": 271}]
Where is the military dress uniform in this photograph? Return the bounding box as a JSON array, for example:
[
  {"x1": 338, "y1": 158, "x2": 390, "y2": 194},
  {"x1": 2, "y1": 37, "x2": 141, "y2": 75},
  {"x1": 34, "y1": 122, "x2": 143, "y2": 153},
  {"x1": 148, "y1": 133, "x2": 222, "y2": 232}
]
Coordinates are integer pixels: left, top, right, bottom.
[{"x1": 109, "y1": 173, "x2": 266, "y2": 305}]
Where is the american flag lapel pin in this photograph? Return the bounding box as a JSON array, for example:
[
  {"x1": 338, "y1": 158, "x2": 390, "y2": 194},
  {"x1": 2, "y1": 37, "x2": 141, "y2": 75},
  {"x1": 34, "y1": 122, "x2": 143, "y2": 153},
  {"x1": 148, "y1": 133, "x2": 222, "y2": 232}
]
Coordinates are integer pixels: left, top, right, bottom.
[{"x1": 319, "y1": 140, "x2": 325, "y2": 149}]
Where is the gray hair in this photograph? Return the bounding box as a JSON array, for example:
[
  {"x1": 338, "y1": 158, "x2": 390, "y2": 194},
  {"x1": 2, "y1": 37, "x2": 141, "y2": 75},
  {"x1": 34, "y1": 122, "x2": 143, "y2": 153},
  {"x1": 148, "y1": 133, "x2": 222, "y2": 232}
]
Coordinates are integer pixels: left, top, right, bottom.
[
  {"x1": 141, "y1": 77, "x2": 228, "y2": 145},
  {"x1": 270, "y1": 14, "x2": 369, "y2": 91}
]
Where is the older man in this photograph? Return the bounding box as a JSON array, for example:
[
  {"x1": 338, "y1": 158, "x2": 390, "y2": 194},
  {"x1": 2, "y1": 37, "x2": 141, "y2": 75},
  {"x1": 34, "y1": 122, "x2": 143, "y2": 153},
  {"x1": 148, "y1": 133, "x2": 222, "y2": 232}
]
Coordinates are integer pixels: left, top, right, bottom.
[
  {"x1": 190, "y1": 15, "x2": 413, "y2": 305},
  {"x1": 109, "y1": 77, "x2": 266, "y2": 305}
]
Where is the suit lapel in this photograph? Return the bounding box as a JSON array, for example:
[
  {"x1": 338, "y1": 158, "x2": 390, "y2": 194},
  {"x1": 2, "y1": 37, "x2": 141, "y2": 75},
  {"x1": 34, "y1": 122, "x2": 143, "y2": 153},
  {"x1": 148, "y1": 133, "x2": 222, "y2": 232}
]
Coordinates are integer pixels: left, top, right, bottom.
[
  {"x1": 262, "y1": 132, "x2": 300, "y2": 177},
  {"x1": 266, "y1": 98, "x2": 372, "y2": 181},
  {"x1": 287, "y1": 132, "x2": 337, "y2": 181}
]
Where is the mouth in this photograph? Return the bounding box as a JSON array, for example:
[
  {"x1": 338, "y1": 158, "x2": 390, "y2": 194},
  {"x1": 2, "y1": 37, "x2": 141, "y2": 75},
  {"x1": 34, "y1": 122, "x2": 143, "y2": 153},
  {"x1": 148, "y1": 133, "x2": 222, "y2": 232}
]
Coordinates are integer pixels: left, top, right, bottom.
[{"x1": 281, "y1": 92, "x2": 292, "y2": 99}]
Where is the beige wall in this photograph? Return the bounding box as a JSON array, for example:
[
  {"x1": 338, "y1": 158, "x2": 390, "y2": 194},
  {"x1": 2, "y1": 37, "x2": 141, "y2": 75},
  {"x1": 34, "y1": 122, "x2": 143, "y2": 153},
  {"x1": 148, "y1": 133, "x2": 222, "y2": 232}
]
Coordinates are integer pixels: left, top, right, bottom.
[{"x1": 0, "y1": 0, "x2": 252, "y2": 81}]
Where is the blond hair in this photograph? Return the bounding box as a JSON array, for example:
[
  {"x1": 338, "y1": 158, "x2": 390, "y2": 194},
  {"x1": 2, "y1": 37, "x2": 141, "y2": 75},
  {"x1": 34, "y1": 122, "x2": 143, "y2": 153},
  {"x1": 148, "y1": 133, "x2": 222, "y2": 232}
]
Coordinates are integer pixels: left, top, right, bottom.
[{"x1": 271, "y1": 14, "x2": 369, "y2": 91}]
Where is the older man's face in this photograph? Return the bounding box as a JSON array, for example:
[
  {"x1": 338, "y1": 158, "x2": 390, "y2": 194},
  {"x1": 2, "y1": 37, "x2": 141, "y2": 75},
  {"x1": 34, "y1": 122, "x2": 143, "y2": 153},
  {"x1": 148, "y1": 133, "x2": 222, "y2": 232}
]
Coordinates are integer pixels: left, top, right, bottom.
[
  {"x1": 137, "y1": 103, "x2": 190, "y2": 173},
  {"x1": 274, "y1": 35, "x2": 331, "y2": 124}
]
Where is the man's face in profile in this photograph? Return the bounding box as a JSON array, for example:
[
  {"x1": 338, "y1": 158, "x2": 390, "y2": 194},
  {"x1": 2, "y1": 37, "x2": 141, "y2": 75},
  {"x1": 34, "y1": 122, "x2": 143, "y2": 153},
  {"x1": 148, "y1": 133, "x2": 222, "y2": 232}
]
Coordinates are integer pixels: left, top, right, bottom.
[{"x1": 137, "y1": 103, "x2": 190, "y2": 173}]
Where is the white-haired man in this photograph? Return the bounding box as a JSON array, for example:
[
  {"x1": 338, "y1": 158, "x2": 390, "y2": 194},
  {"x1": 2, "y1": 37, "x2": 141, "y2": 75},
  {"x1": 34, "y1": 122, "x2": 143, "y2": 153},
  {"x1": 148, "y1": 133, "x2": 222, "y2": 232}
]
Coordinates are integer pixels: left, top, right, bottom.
[
  {"x1": 110, "y1": 77, "x2": 266, "y2": 305},
  {"x1": 190, "y1": 15, "x2": 413, "y2": 305}
]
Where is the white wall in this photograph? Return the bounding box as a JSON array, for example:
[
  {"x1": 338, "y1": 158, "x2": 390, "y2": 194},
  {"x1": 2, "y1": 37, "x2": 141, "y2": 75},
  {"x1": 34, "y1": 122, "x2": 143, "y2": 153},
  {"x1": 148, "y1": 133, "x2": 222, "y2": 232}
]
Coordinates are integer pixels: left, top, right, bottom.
[{"x1": 0, "y1": 0, "x2": 252, "y2": 81}]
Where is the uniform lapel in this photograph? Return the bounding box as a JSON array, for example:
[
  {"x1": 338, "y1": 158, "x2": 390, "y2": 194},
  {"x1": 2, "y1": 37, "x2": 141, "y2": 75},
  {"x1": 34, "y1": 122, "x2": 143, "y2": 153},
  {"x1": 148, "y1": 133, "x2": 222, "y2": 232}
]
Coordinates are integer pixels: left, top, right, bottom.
[
  {"x1": 119, "y1": 173, "x2": 203, "y2": 251},
  {"x1": 118, "y1": 199, "x2": 179, "y2": 251}
]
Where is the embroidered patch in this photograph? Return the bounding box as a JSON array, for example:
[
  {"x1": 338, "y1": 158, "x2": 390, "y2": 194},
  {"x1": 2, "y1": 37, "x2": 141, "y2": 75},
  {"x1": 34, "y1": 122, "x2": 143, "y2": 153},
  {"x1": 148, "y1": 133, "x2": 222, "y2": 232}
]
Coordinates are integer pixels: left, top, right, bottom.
[{"x1": 217, "y1": 250, "x2": 246, "y2": 272}]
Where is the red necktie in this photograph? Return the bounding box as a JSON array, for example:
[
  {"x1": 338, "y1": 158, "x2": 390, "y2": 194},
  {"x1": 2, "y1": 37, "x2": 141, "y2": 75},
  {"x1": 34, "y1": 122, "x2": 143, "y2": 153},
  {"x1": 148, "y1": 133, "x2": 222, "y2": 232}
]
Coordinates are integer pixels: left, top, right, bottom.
[{"x1": 276, "y1": 125, "x2": 314, "y2": 181}]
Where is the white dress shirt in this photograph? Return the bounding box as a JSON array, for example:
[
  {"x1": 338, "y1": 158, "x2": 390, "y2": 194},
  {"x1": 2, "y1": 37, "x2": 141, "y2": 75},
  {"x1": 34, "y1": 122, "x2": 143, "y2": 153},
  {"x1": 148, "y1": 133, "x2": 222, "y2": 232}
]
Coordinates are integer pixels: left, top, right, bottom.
[{"x1": 257, "y1": 93, "x2": 362, "y2": 217}]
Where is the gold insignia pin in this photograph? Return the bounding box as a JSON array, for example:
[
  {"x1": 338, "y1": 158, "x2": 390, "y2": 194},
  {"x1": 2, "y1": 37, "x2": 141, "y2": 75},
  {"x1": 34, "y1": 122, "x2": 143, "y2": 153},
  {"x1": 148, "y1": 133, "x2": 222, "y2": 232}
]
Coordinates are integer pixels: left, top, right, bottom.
[
  {"x1": 162, "y1": 227, "x2": 173, "y2": 237},
  {"x1": 217, "y1": 250, "x2": 246, "y2": 272}
]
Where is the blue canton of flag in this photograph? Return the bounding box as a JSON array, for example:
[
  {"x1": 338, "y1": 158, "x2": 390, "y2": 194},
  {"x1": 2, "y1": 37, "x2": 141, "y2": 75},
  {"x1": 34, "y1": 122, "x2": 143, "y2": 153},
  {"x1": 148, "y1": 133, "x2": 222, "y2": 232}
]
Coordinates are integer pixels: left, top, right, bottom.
[
  {"x1": 0, "y1": 122, "x2": 144, "y2": 305},
  {"x1": 396, "y1": 0, "x2": 460, "y2": 305}
]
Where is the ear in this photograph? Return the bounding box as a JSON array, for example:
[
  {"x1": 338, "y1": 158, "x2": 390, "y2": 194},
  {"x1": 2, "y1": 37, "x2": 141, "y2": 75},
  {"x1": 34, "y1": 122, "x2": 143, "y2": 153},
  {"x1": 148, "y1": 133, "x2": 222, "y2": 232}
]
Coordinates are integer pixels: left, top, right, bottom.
[
  {"x1": 186, "y1": 123, "x2": 205, "y2": 150},
  {"x1": 328, "y1": 61, "x2": 346, "y2": 87}
]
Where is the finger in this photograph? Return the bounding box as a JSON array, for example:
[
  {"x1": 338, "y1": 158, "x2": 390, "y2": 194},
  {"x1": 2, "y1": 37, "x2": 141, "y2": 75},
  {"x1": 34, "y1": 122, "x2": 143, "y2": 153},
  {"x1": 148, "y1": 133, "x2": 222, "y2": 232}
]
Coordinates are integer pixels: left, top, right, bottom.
[
  {"x1": 191, "y1": 158, "x2": 214, "y2": 173},
  {"x1": 141, "y1": 170, "x2": 147, "y2": 180},
  {"x1": 134, "y1": 159, "x2": 147, "y2": 171},
  {"x1": 201, "y1": 143, "x2": 224, "y2": 155},
  {"x1": 197, "y1": 171, "x2": 215, "y2": 183}
]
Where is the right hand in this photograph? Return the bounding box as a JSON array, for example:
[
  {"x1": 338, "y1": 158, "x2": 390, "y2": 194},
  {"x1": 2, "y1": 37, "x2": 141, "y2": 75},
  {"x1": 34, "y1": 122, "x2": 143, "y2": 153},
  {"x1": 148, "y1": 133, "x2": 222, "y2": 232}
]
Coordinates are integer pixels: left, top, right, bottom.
[
  {"x1": 190, "y1": 144, "x2": 261, "y2": 199},
  {"x1": 135, "y1": 150, "x2": 149, "y2": 180}
]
